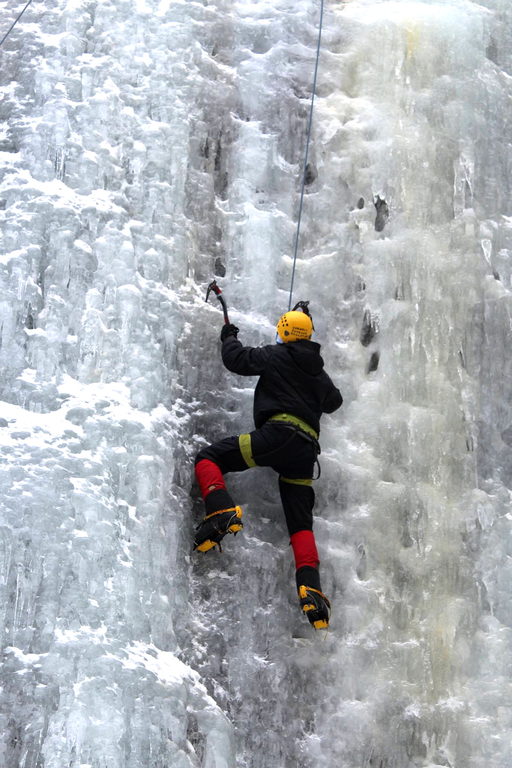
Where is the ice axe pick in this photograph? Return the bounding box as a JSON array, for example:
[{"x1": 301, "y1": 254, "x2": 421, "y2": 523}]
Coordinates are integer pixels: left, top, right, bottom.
[{"x1": 205, "y1": 279, "x2": 230, "y2": 324}]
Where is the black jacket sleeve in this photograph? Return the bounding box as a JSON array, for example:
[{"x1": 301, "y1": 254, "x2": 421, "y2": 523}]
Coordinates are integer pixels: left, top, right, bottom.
[
  {"x1": 221, "y1": 336, "x2": 273, "y2": 376},
  {"x1": 323, "y1": 375, "x2": 343, "y2": 413}
]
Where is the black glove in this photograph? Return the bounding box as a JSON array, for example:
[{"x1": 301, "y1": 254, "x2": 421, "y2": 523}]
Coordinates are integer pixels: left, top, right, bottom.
[{"x1": 220, "y1": 323, "x2": 239, "y2": 342}]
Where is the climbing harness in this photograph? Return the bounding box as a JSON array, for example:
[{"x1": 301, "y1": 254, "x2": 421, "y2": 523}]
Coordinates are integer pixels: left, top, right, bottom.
[
  {"x1": 268, "y1": 414, "x2": 322, "y2": 479},
  {"x1": 0, "y1": 0, "x2": 35, "y2": 49},
  {"x1": 205, "y1": 279, "x2": 230, "y2": 324},
  {"x1": 269, "y1": 412, "x2": 318, "y2": 441},
  {"x1": 288, "y1": 0, "x2": 325, "y2": 310}
]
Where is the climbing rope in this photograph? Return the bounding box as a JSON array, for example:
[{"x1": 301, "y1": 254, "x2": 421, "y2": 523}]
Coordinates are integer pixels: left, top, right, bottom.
[
  {"x1": 288, "y1": 0, "x2": 325, "y2": 310},
  {"x1": 0, "y1": 0, "x2": 35, "y2": 49}
]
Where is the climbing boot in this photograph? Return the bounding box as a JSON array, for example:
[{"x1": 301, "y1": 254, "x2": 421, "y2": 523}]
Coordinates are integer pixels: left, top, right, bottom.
[
  {"x1": 193, "y1": 506, "x2": 243, "y2": 552},
  {"x1": 298, "y1": 585, "x2": 331, "y2": 630}
]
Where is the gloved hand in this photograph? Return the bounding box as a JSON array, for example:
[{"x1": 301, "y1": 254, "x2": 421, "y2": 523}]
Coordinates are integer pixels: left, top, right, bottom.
[{"x1": 220, "y1": 323, "x2": 239, "y2": 342}]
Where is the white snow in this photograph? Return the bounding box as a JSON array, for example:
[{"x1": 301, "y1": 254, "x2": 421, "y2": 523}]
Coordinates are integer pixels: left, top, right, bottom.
[{"x1": 1, "y1": 0, "x2": 512, "y2": 766}]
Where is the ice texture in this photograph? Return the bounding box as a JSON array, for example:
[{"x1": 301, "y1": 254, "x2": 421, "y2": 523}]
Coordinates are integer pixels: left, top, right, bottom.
[{"x1": 1, "y1": 0, "x2": 512, "y2": 766}]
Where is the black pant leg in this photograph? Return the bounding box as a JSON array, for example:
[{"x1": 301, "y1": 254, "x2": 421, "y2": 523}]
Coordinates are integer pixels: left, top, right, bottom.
[
  {"x1": 278, "y1": 479, "x2": 315, "y2": 535},
  {"x1": 196, "y1": 435, "x2": 250, "y2": 474}
]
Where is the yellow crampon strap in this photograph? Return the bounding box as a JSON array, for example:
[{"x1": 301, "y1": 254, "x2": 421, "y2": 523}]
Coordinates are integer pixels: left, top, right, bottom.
[
  {"x1": 298, "y1": 585, "x2": 330, "y2": 630},
  {"x1": 239, "y1": 433, "x2": 257, "y2": 468},
  {"x1": 195, "y1": 506, "x2": 243, "y2": 552},
  {"x1": 203, "y1": 506, "x2": 240, "y2": 522}
]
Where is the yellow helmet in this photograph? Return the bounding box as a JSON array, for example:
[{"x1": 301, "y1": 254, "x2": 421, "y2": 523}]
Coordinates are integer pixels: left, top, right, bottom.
[{"x1": 276, "y1": 310, "x2": 313, "y2": 343}]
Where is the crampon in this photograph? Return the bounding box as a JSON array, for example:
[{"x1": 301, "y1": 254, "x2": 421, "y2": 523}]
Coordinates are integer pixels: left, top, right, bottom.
[
  {"x1": 193, "y1": 506, "x2": 243, "y2": 552},
  {"x1": 298, "y1": 585, "x2": 331, "y2": 630}
]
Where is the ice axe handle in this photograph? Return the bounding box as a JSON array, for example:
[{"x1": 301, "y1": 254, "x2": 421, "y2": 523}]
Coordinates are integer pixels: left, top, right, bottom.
[{"x1": 206, "y1": 280, "x2": 230, "y2": 324}]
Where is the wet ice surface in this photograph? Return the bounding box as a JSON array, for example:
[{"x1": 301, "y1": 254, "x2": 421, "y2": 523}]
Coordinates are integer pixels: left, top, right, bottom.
[{"x1": 1, "y1": 0, "x2": 512, "y2": 766}]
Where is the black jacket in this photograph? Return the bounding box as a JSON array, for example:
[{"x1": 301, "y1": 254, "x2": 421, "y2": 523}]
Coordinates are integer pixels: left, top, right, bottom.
[{"x1": 221, "y1": 336, "x2": 342, "y2": 434}]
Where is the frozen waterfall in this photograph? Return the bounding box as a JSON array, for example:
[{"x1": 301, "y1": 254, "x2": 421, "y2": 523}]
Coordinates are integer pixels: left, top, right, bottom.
[{"x1": 1, "y1": 0, "x2": 512, "y2": 765}]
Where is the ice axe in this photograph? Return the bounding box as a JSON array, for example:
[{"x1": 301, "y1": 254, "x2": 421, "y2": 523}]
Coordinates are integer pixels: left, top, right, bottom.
[
  {"x1": 205, "y1": 279, "x2": 230, "y2": 324},
  {"x1": 292, "y1": 299, "x2": 312, "y2": 319}
]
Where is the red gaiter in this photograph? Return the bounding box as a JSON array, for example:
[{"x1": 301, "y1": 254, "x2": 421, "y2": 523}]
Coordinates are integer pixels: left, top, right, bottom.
[
  {"x1": 290, "y1": 530, "x2": 319, "y2": 570},
  {"x1": 195, "y1": 459, "x2": 226, "y2": 500}
]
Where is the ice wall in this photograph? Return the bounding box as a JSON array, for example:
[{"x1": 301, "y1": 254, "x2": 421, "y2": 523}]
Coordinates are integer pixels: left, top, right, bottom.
[{"x1": 1, "y1": 0, "x2": 512, "y2": 766}]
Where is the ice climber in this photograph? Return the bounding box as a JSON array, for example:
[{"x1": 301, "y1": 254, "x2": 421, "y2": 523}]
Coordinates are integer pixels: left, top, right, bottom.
[{"x1": 193, "y1": 307, "x2": 343, "y2": 629}]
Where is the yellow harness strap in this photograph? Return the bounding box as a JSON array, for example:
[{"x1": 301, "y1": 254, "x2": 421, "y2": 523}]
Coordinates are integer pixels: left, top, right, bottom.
[
  {"x1": 268, "y1": 412, "x2": 319, "y2": 440},
  {"x1": 239, "y1": 433, "x2": 257, "y2": 467},
  {"x1": 280, "y1": 476, "x2": 313, "y2": 487}
]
